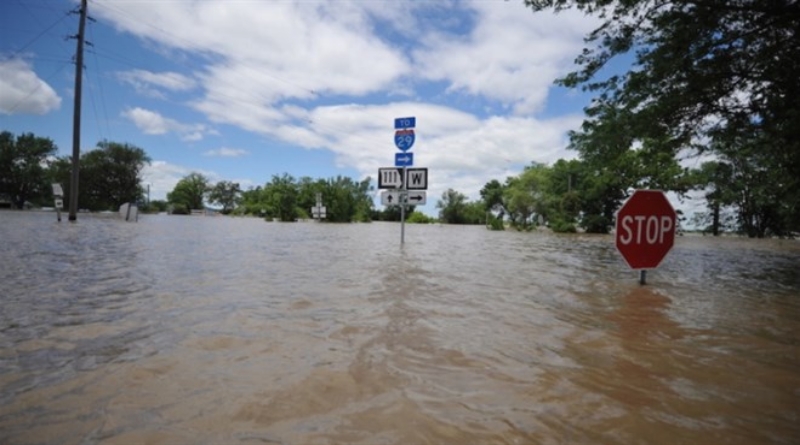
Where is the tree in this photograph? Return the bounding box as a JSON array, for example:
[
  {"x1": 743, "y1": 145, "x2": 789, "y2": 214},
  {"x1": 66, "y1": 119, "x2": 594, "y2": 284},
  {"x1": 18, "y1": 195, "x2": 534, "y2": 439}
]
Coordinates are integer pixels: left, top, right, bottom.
[
  {"x1": 525, "y1": 0, "x2": 800, "y2": 234},
  {"x1": 437, "y1": 188, "x2": 470, "y2": 224},
  {"x1": 480, "y1": 179, "x2": 507, "y2": 219},
  {"x1": 168, "y1": 172, "x2": 209, "y2": 211},
  {"x1": 0, "y1": 131, "x2": 57, "y2": 209},
  {"x1": 143, "y1": 199, "x2": 168, "y2": 214},
  {"x1": 47, "y1": 140, "x2": 150, "y2": 212},
  {"x1": 502, "y1": 163, "x2": 552, "y2": 229},
  {"x1": 262, "y1": 173, "x2": 298, "y2": 221},
  {"x1": 208, "y1": 181, "x2": 241, "y2": 214}
]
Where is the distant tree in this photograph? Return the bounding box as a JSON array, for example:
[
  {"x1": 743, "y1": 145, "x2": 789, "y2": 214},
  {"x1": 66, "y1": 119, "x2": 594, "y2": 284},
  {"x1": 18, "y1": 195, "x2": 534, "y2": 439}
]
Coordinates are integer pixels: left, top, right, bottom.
[
  {"x1": 480, "y1": 179, "x2": 507, "y2": 220},
  {"x1": 143, "y1": 199, "x2": 168, "y2": 214},
  {"x1": 437, "y1": 188, "x2": 470, "y2": 224},
  {"x1": 406, "y1": 211, "x2": 436, "y2": 224},
  {"x1": 48, "y1": 140, "x2": 150, "y2": 211},
  {"x1": 168, "y1": 172, "x2": 210, "y2": 211},
  {"x1": 263, "y1": 173, "x2": 298, "y2": 221},
  {"x1": 0, "y1": 131, "x2": 58, "y2": 208},
  {"x1": 208, "y1": 180, "x2": 241, "y2": 214}
]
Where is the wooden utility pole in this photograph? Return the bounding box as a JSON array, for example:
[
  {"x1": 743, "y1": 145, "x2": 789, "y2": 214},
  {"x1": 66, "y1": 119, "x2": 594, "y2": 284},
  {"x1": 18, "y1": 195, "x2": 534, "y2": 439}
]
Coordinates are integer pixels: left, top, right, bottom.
[{"x1": 68, "y1": 0, "x2": 87, "y2": 221}]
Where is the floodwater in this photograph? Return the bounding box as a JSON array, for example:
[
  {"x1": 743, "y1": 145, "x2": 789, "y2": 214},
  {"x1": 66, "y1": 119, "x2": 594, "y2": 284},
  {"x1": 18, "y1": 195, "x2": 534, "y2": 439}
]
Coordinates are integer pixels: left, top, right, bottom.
[{"x1": 1, "y1": 211, "x2": 799, "y2": 445}]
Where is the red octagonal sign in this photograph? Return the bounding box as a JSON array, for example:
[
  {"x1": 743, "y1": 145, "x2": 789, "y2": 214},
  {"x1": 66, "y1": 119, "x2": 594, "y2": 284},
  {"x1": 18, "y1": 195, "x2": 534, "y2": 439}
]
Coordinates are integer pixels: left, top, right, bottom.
[{"x1": 615, "y1": 190, "x2": 677, "y2": 269}]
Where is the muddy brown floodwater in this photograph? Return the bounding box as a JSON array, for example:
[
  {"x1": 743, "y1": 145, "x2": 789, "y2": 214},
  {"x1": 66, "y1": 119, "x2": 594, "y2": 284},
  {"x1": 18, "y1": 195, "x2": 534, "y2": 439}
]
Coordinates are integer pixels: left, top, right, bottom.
[{"x1": 1, "y1": 211, "x2": 799, "y2": 444}]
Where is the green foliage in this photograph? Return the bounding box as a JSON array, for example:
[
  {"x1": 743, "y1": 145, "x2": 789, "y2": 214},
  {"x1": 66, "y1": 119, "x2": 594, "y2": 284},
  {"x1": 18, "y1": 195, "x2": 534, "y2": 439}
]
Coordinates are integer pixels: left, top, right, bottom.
[
  {"x1": 406, "y1": 211, "x2": 435, "y2": 224},
  {"x1": 168, "y1": 172, "x2": 209, "y2": 211},
  {"x1": 208, "y1": 180, "x2": 241, "y2": 214},
  {"x1": 436, "y1": 188, "x2": 485, "y2": 224},
  {"x1": 486, "y1": 214, "x2": 505, "y2": 231},
  {"x1": 372, "y1": 204, "x2": 414, "y2": 221},
  {"x1": 170, "y1": 203, "x2": 190, "y2": 215},
  {"x1": 142, "y1": 199, "x2": 168, "y2": 214},
  {"x1": 549, "y1": 219, "x2": 577, "y2": 233},
  {"x1": 524, "y1": 0, "x2": 800, "y2": 236},
  {"x1": 48, "y1": 140, "x2": 151, "y2": 211},
  {"x1": 437, "y1": 188, "x2": 468, "y2": 224},
  {"x1": 0, "y1": 131, "x2": 58, "y2": 209},
  {"x1": 236, "y1": 173, "x2": 373, "y2": 223},
  {"x1": 480, "y1": 179, "x2": 507, "y2": 218}
]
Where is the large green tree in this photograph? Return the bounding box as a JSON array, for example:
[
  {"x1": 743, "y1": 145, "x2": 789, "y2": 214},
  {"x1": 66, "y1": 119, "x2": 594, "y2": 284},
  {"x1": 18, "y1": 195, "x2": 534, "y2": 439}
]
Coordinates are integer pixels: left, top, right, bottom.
[
  {"x1": 168, "y1": 172, "x2": 210, "y2": 212},
  {"x1": 0, "y1": 131, "x2": 58, "y2": 209},
  {"x1": 208, "y1": 180, "x2": 242, "y2": 214},
  {"x1": 525, "y1": 0, "x2": 800, "y2": 235},
  {"x1": 49, "y1": 140, "x2": 150, "y2": 211},
  {"x1": 264, "y1": 173, "x2": 299, "y2": 221},
  {"x1": 437, "y1": 189, "x2": 484, "y2": 225},
  {"x1": 480, "y1": 179, "x2": 507, "y2": 220}
]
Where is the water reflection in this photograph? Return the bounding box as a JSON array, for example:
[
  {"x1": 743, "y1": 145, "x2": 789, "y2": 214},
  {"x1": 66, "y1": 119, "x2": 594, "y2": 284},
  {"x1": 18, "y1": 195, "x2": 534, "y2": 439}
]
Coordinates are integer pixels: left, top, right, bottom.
[{"x1": 0, "y1": 212, "x2": 799, "y2": 444}]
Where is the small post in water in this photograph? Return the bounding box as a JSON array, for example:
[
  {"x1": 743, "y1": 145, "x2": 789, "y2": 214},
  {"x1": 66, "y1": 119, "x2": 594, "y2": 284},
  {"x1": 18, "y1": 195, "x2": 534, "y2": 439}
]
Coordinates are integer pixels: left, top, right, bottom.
[
  {"x1": 639, "y1": 270, "x2": 647, "y2": 285},
  {"x1": 52, "y1": 184, "x2": 63, "y2": 223}
]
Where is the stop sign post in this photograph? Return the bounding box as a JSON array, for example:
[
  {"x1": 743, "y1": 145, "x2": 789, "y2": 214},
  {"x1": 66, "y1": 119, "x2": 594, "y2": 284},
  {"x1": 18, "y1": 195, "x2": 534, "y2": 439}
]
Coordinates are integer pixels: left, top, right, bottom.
[{"x1": 615, "y1": 190, "x2": 677, "y2": 284}]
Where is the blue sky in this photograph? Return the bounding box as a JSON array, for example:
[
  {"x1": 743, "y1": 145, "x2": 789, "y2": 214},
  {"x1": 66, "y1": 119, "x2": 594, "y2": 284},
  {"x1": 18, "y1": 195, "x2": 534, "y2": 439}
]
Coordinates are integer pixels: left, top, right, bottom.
[{"x1": 1, "y1": 0, "x2": 607, "y2": 213}]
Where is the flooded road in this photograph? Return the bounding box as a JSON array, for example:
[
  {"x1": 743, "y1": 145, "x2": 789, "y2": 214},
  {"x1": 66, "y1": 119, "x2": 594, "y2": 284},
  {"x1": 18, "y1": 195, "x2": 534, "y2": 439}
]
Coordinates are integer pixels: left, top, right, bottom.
[{"x1": 1, "y1": 210, "x2": 799, "y2": 444}]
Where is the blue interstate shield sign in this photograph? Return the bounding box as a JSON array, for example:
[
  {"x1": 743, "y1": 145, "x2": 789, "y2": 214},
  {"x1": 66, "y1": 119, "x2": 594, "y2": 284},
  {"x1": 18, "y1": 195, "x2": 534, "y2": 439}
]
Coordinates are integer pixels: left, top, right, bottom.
[{"x1": 394, "y1": 129, "x2": 415, "y2": 152}]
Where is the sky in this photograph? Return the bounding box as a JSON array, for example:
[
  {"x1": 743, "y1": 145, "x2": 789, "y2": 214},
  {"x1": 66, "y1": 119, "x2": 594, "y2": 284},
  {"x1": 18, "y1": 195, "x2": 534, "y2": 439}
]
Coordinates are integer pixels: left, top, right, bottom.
[{"x1": 1, "y1": 0, "x2": 644, "y2": 216}]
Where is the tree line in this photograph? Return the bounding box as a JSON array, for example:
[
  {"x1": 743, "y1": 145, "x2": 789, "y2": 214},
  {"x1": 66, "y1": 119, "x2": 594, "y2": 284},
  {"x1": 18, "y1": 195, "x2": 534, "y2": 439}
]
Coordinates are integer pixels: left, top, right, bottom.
[
  {"x1": 0, "y1": 131, "x2": 423, "y2": 223},
  {"x1": 1, "y1": 132, "x2": 150, "y2": 212}
]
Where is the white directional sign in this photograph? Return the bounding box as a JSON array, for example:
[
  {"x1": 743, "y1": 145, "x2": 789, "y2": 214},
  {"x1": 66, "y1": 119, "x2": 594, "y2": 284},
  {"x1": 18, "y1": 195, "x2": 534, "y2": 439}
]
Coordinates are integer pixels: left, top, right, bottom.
[
  {"x1": 381, "y1": 190, "x2": 401, "y2": 206},
  {"x1": 312, "y1": 206, "x2": 326, "y2": 219},
  {"x1": 405, "y1": 191, "x2": 426, "y2": 205},
  {"x1": 381, "y1": 190, "x2": 427, "y2": 206},
  {"x1": 378, "y1": 168, "x2": 403, "y2": 189},
  {"x1": 405, "y1": 168, "x2": 428, "y2": 190}
]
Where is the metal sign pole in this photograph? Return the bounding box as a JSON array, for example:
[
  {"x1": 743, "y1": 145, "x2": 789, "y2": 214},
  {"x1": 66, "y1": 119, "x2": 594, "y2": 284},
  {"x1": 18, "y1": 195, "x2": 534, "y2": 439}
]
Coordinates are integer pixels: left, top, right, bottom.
[{"x1": 400, "y1": 167, "x2": 406, "y2": 245}]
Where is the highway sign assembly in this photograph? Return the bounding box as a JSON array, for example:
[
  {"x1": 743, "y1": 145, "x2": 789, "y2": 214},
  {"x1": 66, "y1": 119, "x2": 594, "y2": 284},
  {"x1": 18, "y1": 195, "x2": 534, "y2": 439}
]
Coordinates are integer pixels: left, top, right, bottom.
[{"x1": 387, "y1": 115, "x2": 424, "y2": 245}]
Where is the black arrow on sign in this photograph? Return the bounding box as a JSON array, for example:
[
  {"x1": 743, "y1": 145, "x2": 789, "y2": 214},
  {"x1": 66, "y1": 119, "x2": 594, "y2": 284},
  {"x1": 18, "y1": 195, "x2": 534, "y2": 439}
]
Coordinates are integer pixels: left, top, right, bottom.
[
  {"x1": 387, "y1": 194, "x2": 393, "y2": 204},
  {"x1": 408, "y1": 195, "x2": 423, "y2": 202}
]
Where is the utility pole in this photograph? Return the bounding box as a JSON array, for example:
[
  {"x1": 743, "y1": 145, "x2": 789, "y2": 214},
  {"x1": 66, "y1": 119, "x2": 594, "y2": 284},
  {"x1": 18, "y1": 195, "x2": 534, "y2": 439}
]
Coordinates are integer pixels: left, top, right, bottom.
[{"x1": 68, "y1": 0, "x2": 87, "y2": 221}]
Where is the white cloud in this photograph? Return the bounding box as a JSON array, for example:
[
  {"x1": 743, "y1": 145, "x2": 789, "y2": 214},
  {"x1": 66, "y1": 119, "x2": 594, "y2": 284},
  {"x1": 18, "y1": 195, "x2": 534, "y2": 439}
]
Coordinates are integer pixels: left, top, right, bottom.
[
  {"x1": 91, "y1": 0, "x2": 598, "y2": 211},
  {"x1": 121, "y1": 107, "x2": 212, "y2": 141},
  {"x1": 266, "y1": 101, "x2": 582, "y2": 205},
  {"x1": 117, "y1": 69, "x2": 197, "y2": 98},
  {"x1": 204, "y1": 147, "x2": 249, "y2": 157},
  {"x1": 142, "y1": 161, "x2": 255, "y2": 203},
  {"x1": 413, "y1": 2, "x2": 596, "y2": 115},
  {"x1": 0, "y1": 59, "x2": 61, "y2": 115}
]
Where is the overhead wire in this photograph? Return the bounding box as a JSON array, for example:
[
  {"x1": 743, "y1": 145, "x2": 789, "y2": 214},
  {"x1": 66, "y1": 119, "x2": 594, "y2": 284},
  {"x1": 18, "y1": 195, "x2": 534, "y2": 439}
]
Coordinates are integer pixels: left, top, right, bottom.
[
  {"x1": 87, "y1": 20, "x2": 112, "y2": 138},
  {"x1": 2, "y1": 5, "x2": 73, "y2": 61}
]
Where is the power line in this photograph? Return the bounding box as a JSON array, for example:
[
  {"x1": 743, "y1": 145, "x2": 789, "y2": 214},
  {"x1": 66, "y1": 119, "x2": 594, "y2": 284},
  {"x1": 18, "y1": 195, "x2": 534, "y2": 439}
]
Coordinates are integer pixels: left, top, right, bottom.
[
  {"x1": 2, "y1": 7, "x2": 72, "y2": 61},
  {"x1": 87, "y1": 21, "x2": 112, "y2": 137}
]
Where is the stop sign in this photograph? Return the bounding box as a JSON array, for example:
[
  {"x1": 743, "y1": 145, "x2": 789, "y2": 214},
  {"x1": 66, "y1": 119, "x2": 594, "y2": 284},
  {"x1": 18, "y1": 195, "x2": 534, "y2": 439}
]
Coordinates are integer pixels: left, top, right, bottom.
[{"x1": 615, "y1": 190, "x2": 677, "y2": 269}]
